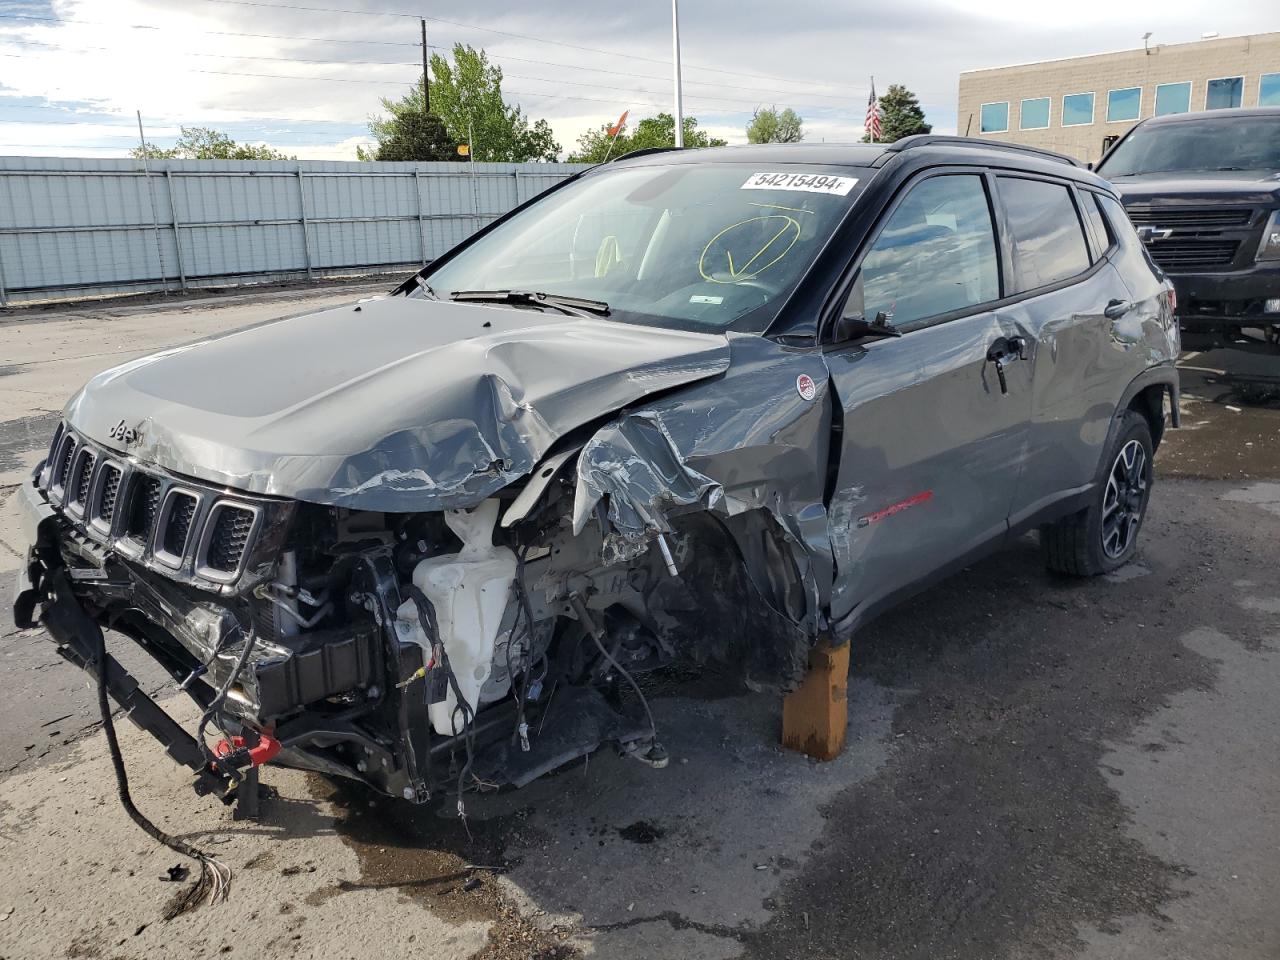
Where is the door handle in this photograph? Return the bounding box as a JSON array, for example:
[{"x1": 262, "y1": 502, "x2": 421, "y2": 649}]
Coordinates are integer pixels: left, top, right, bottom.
[
  {"x1": 986, "y1": 336, "x2": 1027, "y2": 395},
  {"x1": 1104, "y1": 298, "x2": 1132, "y2": 320}
]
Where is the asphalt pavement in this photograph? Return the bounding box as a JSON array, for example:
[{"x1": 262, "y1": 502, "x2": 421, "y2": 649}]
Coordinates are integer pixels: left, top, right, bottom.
[{"x1": 0, "y1": 293, "x2": 1277, "y2": 960}]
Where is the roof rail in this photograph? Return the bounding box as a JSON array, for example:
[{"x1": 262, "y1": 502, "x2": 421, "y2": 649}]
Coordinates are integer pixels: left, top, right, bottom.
[
  {"x1": 611, "y1": 146, "x2": 683, "y2": 163},
  {"x1": 881, "y1": 135, "x2": 1081, "y2": 168}
]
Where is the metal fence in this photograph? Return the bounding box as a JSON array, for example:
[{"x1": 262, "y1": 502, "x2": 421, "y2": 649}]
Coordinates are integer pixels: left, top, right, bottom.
[{"x1": 0, "y1": 156, "x2": 587, "y2": 305}]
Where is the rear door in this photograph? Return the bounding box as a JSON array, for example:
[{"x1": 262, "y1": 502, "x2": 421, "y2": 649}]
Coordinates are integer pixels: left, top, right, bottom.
[
  {"x1": 992, "y1": 177, "x2": 1142, "y2": 526},
  {"x1": 824, "y1": 170, "x2": 1032, "y2": 625}
]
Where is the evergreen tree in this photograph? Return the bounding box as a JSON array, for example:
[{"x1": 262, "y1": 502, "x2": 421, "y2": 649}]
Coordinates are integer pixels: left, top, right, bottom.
[{"x1": 863, "y1": 84, "x2": 932, "y2": 143}]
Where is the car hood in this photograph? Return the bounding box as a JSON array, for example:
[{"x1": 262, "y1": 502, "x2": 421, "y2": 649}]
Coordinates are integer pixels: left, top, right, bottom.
[
  {"x1": 64, "y1": 296, "x2": 731, "y2": 511},
  {"x1": 1107, "y1": 169, "x2": 1280, "y2": 205}
]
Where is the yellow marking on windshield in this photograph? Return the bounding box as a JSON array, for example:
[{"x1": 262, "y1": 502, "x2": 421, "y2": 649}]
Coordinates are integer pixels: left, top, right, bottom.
[
  {"x1": 747, "y1": 201, "x2": 815, "y2": 215},
  {"x1": 698, "y1": 215, "x2": 801, "y2": 284}
]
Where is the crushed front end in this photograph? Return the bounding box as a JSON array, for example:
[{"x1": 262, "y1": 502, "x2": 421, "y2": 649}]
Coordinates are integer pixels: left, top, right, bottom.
[{"x1": 14, "y1": 416, "x2": 815, "y2": 805}]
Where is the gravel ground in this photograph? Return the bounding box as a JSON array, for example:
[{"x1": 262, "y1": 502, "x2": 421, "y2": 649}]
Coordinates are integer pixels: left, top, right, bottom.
[{"x1": 0, "y1": 294, "x2": 1276, "y2": 960}]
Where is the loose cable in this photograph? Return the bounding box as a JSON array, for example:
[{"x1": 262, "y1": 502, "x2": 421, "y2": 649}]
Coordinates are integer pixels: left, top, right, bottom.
[{"x1": 93, "y1": 627, "x2": 231, "y2": 918}]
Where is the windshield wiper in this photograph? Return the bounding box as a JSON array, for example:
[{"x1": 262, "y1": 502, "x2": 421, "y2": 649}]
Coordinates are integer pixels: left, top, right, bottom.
[{"x1": 449, "y1": 289, "x2": 610, "y2": 317}]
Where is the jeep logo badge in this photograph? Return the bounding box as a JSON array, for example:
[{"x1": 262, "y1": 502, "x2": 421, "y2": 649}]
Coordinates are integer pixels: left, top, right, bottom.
[{"x1": 107, "y1": 419, "x2": 143, "y2": 447}]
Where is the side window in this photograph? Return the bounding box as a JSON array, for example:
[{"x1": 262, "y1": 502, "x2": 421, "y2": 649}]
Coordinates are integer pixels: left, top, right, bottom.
[
  {"x1": 997, "y1": 177, "x2": 1092, "y2": 291},
  {"x1": 1081, "y1": 192, "x2": 1113, "y2": 259},
  {"x1": 845, "y1": 174, "x2": 1000, "y2": 328},
  {"x1": 1096, "y1": 194, "x2": 1140, "y2": 248}
]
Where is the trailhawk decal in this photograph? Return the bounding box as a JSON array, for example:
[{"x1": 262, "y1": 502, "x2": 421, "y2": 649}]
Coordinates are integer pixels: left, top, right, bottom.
[
  {"x1": 857, "y1": 490, "x2": 934, "y2": 528},
  {"x1": 741, "y1": 172, "x2": 858, "y2": 196}
]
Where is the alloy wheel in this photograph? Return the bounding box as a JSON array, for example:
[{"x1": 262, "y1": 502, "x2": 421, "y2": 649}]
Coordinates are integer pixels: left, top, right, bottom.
[{"x1": 1101, "y1": 439, "x2": 1148, "y2": 559}]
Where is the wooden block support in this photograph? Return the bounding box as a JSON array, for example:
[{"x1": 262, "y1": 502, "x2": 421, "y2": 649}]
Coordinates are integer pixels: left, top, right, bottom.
[{"x1": 782, "y1": 641, "x2": 851, "y2": 761}]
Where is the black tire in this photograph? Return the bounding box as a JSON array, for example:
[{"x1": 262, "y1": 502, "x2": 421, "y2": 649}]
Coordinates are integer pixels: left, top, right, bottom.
[{"x1": 1041, "y1": 409, "x2": 1154, "y2": 577}]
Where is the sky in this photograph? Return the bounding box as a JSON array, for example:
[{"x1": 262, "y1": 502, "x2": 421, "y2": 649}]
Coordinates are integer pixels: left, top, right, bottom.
[{"x1": 0, "y1": 0, "x2": 1277, "y2": 161}]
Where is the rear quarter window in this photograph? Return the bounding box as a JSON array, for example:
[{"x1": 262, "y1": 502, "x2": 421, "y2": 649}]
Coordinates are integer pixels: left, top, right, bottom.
[
  {"x1": 1081, "y1": 192, "x2": 1114, "y2": 258},
  {"x1": 998, "y1": 177, "x2": 1092, "y2": 291},
  {"x1": 1095, "y1": 193, "x2": 1140, "y2": 246}
]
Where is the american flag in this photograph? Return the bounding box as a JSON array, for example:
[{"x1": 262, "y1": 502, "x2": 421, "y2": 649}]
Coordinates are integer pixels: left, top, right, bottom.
[{"x1": 865, "y1": 78, "x2": 882, "y2": 142}]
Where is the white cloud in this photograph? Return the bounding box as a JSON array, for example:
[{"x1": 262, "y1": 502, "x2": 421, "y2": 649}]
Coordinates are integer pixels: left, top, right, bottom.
[{"x1": 0, "y1": 0, "x2": 1275, "y2": 159}]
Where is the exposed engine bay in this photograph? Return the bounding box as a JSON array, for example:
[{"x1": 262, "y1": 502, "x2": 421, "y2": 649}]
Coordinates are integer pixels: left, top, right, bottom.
[{"x1": 21, "y1": 414, "x2": 814, "y2": 805}]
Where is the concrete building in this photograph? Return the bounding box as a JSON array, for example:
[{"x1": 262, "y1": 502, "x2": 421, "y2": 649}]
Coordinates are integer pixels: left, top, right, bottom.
[{"x1": 957, "y1": 31, "x2": 1280, "y2": 164}]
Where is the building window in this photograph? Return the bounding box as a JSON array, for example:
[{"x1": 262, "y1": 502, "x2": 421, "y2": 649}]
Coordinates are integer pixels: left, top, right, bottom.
[
  {"x1": 1020, "y1": 97, "x2": 1050, "y2": 130},
  {"x1": 1062, "y1": 92, "x2": 1095, "y2": 126},
  {"x1": 1154, "y1": 81, "x2": 1192, "y2": 116},
  {"x1": 1107, "y1": 87, "x2": 1141, "y2": 122},
  {"x1": 1261, "y1": 73, "x2": 1280, "y2": 107},
  {"x1": 980, "y1": 102, "x2": 1009, "y2": 133},
  {"x1": 1206, "y1": 76, "x2": 1243, "y2": 110}
]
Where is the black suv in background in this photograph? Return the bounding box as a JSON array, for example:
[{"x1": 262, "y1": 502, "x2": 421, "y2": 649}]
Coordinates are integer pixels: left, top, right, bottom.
[{"x1": 1096, "y1": 107, "x2": 1280, "y2": 348}]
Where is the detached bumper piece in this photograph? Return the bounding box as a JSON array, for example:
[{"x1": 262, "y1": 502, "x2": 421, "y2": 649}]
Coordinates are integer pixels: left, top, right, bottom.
[{"x1": 15, "y1": 558, "x2": 234, "y2": 800}]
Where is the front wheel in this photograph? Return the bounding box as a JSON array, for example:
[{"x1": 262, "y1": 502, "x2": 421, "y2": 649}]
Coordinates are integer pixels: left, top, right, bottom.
[{"x1": 1041, "y1": 409, "x2": 1154, "y2": 577}]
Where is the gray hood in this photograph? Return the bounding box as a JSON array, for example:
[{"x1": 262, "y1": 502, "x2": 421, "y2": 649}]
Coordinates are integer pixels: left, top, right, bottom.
[{"x1": 64, "y1": 297, "x2": 731, "y2": 511}]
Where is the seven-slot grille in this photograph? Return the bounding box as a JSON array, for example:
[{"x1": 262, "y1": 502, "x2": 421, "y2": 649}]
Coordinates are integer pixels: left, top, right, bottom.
[{"x1": 38, "y1": 424, "x2": 269, "y2": 584}]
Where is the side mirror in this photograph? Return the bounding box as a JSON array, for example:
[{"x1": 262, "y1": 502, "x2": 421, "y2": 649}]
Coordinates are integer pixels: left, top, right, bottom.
[
  {"x1": 834, "y1": 310, "x2": 902, "y2": 343},
  {"x1": 1086, "y1": 161, "x2": 1095, "y2": 171}
]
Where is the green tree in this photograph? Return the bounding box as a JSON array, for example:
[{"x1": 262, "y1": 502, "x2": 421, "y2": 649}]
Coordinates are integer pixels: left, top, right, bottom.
[
  {"x1": 863, "y1": 84, "x2": 932, "y2": 143},
  {"x1": 567, "y1": 113, "x2": 727, "y2": 163},
  {"x1": 364, "y1": 46, "x2": 559, "y2": 162},
  {"x1": 131, "y1": 126, "x2": 294, "y2": 160},
  {"x1": 746, "y1": 106, "x2": 803, "y2": 144},
  {"x1": 360, "y1": 89, "x2": 458, "y2": 161}
]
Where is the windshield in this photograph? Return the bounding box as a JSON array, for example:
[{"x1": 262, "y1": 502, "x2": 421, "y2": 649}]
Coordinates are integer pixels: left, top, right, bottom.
[
  {"x1": 1098, "y1": 116, "x2": 1280, "y2": 177},
  {"x1": 416, "y1": 162, "x2": 864, "y2": 332}
]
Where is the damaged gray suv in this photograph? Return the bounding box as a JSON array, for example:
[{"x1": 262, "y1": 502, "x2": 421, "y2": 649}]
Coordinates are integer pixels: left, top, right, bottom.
[{"x1": 14, "y1": 136, "x2": 1179, "y2": 808}]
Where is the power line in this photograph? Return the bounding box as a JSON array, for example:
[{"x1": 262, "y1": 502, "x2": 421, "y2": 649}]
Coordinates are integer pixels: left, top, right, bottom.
[
  {"x1": 1, "y1": 3, "x2": 852, "y2": 94},
  {"x1": 195, "y1": 0, "x2": 848, "y2": 90},
  {"x1": 0, "y1": 53, "x2": 851, "y2": 114},
  {"x1": 1, "y1": 36, "x2": 417, "y2": 67},
  {"x1": 0, "y1": 14, "x2": 864, "y2": 104},
  {"x1": 0, "y1": 11, "x2": 420, "y2": 46},
  {"x1": 0, "y1": 40, "x2": 844, "y2": 107}
]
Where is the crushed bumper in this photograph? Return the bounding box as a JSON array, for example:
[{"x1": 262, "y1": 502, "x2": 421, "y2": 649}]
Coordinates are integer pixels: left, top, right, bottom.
[{"x1": 14, "y1": 539, "x2": 231, "y2": 797}]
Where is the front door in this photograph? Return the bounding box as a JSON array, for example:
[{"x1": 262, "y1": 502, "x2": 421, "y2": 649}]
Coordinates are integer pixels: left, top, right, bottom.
[{"x1": 824, "y1": 171, "x2": 1032, "y2": 625}]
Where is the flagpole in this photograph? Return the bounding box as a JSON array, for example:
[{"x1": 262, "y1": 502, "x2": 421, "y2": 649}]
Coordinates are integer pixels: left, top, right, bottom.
[
  {"x1": 603, "y1": 127, "x2": 621, "y2": 162},
  {"x1": 671, "y1": 0, "x2": 685, "y2": 148}
]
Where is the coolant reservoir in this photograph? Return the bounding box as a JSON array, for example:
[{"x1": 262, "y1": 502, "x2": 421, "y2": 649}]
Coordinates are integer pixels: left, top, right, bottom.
[{"x1": 412, "y1": 500, "x2": 516, "y2": 736}]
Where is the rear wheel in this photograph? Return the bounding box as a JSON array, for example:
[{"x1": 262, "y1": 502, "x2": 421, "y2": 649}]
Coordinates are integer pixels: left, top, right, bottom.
[{"x1": 1041, "y1": 409, "x2": 1153, "y2": 577}]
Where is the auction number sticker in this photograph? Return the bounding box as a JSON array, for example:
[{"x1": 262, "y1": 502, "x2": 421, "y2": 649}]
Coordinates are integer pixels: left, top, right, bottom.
[{"x1": 741, "y1": 172, "x2": 857, "y2": 195}]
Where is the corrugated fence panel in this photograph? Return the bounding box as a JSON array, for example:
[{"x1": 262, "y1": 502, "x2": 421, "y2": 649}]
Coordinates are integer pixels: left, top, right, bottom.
[{"x1": 0, "y1": 157, "x2": 587, "y2": 303}]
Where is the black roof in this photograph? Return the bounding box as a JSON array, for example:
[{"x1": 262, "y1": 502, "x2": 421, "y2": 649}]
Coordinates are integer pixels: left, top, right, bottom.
[
  {"x1": 1140, "y1": 105, "x2": 1280, "y2": 126},
  {"x1": 610, "y1": 136, "x2": 1108, "y2": 188},
  {"x1": 612, "y1": 142, "x2": 886, "y2": 167}
]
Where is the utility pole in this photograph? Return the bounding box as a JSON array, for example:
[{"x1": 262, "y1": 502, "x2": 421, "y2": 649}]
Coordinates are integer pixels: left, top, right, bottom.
[
  {"x1": 671, "y1": 0, "x2": 684, "y2": 148},
  {"x1": 135, "y1": 110, "x2": 169, "y2": 293},
  {"x1": 420, "y1": 19, "x2": 430, "y2": 112}
]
